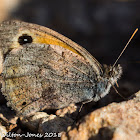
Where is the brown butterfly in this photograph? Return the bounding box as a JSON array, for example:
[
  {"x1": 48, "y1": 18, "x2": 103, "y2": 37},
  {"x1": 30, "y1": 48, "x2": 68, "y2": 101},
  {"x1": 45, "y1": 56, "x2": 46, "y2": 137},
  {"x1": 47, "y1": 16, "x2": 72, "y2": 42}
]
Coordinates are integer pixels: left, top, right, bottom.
[{"x1": 0, "y1": 20, "x2": 135, "y2": 117}]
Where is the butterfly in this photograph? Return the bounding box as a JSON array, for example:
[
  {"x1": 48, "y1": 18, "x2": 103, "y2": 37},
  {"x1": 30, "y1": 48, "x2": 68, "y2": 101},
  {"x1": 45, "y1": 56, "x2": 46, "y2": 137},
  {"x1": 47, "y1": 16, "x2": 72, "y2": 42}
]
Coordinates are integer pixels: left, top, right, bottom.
[{"x1": 0, "y1": 20, "x2": 122, "y2": 117}]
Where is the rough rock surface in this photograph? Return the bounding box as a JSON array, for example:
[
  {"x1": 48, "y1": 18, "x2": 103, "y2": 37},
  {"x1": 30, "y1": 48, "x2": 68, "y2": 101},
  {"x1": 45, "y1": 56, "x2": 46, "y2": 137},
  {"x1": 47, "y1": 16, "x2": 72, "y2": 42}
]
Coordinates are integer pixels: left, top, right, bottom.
[
  {"x1": 20, "y1": 104, "x2": 77, "y2": 133},
  {"x1": 0, "y1": 111, "x2": 17, "y2": 140},
  {"x1": 38, "y1": 115, "x2": 73, "y2": 139},
  {"x1": 0, "y1": 91, "x2": 140, "y2": 139},
  {"x1": 0, "y1": 124, "x2": 7, "y2": 140},
  {"x1": 20, "y1": 112, "x2": 50, "y2": 133},
  {"x1": 61, "y1": 91, "x2": 140, "y2": 140}
]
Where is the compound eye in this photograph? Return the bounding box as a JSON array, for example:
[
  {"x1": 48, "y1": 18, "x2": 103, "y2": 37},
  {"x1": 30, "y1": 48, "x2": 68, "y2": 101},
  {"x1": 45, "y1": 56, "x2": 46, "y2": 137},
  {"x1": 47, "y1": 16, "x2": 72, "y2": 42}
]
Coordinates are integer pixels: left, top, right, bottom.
[
  {"x1": 108, "y1": 70, "x2": 113, "y2": 76},
  {"x1": 18, "y1": 34, "x2": 33, "y2": 45}
]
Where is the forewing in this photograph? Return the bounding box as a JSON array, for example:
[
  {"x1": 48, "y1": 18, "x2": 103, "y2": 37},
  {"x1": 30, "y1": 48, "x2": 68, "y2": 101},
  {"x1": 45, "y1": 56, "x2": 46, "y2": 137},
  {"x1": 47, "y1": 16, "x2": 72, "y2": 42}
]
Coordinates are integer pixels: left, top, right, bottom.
[{"x1": 19, "y1": 20, "x2": 103, "y2": 75}]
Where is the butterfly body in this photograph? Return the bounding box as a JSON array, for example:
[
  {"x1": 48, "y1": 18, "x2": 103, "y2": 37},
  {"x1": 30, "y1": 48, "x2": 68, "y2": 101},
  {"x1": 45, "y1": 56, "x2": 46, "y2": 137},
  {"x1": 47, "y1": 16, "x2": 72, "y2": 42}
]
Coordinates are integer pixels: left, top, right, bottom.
[{"x1": 0, "y1": 20, "x2": 122, "y2": 116}]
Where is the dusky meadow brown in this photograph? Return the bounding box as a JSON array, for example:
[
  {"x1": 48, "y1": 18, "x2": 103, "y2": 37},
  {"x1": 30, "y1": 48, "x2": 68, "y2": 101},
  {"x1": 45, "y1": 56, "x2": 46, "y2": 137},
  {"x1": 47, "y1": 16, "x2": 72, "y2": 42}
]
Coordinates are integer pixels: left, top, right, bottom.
[{"x1": 0, "y1": 20, "x2": 136, "y2": 117}]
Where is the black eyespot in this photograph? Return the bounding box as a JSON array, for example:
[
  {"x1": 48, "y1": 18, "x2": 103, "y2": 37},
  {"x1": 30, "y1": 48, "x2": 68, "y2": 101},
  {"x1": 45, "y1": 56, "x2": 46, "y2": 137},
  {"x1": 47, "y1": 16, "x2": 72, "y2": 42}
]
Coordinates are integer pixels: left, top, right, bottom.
[
  {"x1": 18, "y1": 34, "x2": 33, "y2": 45},
  {"x1": 22, "y1": 102, "x2": 26, "y2": 106}
]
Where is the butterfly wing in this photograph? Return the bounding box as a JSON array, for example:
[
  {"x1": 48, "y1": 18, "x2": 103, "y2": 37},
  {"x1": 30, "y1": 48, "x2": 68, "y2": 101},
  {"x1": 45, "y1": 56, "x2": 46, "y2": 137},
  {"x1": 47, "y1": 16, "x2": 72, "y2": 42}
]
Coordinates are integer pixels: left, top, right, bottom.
[
  {"x1": 19, "y1": 20, "x2": 103, "y2": 75},
  {"x1": 0, "y1": 20, "x2": 103, "y2": 116}
]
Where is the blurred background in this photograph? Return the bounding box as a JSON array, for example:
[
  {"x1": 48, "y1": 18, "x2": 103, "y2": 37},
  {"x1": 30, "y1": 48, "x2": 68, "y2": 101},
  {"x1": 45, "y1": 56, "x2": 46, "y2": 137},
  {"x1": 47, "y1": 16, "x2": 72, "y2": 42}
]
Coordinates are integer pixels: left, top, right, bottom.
[{"x1": 0, "y1": 0, "x2": 140, "y2": 102}]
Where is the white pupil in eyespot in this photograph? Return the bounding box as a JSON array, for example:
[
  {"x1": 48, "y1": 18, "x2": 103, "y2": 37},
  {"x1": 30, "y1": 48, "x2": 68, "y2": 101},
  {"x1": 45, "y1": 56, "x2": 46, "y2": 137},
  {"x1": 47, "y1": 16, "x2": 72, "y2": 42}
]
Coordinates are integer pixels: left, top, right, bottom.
[{"x1": 18, "y1": 34, "x2": 33, "y2": 45}]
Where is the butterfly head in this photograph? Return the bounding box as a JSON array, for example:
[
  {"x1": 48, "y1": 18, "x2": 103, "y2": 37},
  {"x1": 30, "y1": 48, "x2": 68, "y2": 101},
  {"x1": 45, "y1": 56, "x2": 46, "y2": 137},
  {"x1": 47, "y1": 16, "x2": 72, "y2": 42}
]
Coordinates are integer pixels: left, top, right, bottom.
[
  {"x1": 93, "y1": 64, "x2": 122, "y2": 101},
  {"x1": 102, "y1": 64, "x2": 122, "y2": 85}
]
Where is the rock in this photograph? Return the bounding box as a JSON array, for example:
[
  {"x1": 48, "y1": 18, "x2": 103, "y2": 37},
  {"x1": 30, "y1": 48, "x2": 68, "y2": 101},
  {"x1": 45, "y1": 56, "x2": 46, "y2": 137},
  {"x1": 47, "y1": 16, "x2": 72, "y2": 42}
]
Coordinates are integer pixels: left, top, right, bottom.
[
  {"x1": 0, "y1": 124, "x2": 7, "y2": 140},
  {"x1": 38, "y1": 115, "x2": 73, "y2": 137},
  {"x1": 20, "y1": 106, "x2": 76, "y2": 139},
  {"x1": 0, "y1": 112, "x2": 18, "y2": 132},
  {"x1": 56, "y1": 103, "x2": 78, "y2": 118},
  {"x1": 20, "y1": 112, "x2": 49, "y2": 132},
  {"x1": 61, "y1": 91, "x2": 140, "y2": 140},
  {"x1": 20, "y1": 104, "x2": 77, "y2": 134},
  {"x1": 0, "y1": 105, "x2": 17, "y2": 132}
]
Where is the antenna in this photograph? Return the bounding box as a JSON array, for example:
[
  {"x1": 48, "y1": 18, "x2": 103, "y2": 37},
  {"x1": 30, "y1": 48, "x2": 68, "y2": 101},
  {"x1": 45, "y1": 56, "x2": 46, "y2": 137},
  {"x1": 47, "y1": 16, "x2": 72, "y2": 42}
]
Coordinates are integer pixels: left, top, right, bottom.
[
  {"x1": 113, "y1": 28, "x2": 138, "y2": 68},
  {"x1": 111, "y1": 82, "x2": 136, "y2": 100}
]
